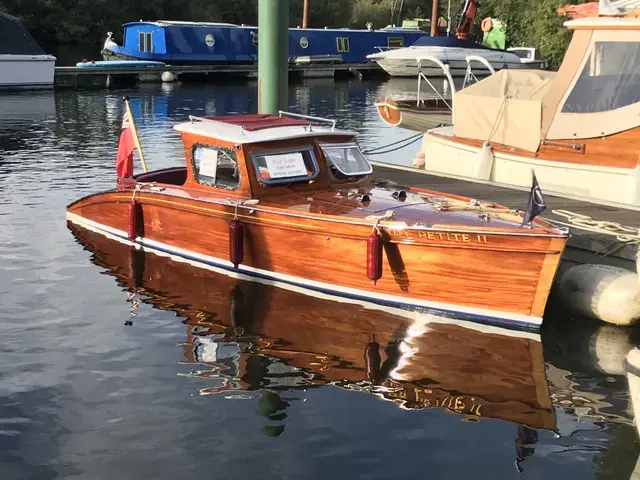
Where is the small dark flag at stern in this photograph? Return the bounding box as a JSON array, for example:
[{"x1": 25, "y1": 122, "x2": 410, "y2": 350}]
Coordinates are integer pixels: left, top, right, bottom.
[{"x1": 522, "y1": 172, "x2": 546, "y2": 225}]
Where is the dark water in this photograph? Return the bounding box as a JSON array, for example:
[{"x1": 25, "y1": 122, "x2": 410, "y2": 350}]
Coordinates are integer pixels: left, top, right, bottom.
[{"x1": 1, "y1": 79, "x2": 639, "y2": 479}]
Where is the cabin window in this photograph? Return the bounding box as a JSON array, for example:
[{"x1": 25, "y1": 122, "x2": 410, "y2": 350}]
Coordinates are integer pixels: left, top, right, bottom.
[
  {"x1": 562, "y1": 41, "x2": 640, "y2": 114},
  {"x1": 249, "y1": 146, "x2": 319, "y2": 185},
  {"x1": 191, "y1": 145, "x2": 240, "y2": 190},
  {"x1": 320, "y1": 143, "x2": 372, "y2": 180},
  {"x1": 336, "y1": 37, "x2": 350, "y2": 53},
  {"x1": 387, "y1": 37, "x2": 404, "y2": 49},
  {"x1": 139, "y1": 32, "x2": 153, "y2": 53}
]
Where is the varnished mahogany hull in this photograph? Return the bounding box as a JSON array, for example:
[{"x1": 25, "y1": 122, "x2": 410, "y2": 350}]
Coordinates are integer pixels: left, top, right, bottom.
[
  {"x1": 68, "y1": 223, "x2": 556, "y2": 429},
  {"x1": 66, "y1": 187, "x2": 565, "y2": 331}
]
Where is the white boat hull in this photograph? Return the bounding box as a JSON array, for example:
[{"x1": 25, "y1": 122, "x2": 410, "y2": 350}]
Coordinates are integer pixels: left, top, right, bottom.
[
  {"x1": 369, "y1": 47, "x2": 529, "y2": 77},
  {"x1": 0, "y1": 54, "x2": 56, "y2": 89},
  {"x1": 420, "y1": 127, "x2": 640, "y2": 208}
]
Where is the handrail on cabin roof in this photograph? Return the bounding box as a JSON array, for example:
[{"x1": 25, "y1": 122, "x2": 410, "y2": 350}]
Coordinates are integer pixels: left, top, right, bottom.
[{"x1": 278, "y1": 110, "x2": 337, "y2": 131}]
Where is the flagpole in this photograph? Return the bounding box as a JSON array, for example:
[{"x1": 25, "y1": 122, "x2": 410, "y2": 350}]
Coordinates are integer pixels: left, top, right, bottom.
[{"x1": 123, "y1": 96, "x2": 148, "y2": 173}]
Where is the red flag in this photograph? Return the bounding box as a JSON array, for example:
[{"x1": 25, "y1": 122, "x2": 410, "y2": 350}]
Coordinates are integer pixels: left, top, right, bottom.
[{"x1": 116, "y1": 111, "x2": 135, "y2": 178}]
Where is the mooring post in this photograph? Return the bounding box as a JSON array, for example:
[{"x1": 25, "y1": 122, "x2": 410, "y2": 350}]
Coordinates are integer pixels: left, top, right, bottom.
[
  {"x1": 302, "y1": 0, "x2": 309, "y2": 28},
  {"x1": 258, "y1": 0, "x2": 289, "y2": 114},
  {"x1": 430, "y1": 0, "x2": 439, "y2": 37}
]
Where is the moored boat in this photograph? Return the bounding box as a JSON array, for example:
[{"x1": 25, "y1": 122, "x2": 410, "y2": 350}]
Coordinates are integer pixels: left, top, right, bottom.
[
  {"x1": 0, "y1": 12, "x2": 56, "y2": 90},
  {"x1": 366, "y1": 0, "x2": 545, "y2": 77},
  {"x1": 68, "y1": 221, "x2": 556, "y2": 428},
  {"x1": 416, "y1": 0, "x2": 640, "y2": 208},
  {"x1": 66, "y1": 109, "x2": 569, "y2": 331},
  {"x1": 100, "y1": 20, "x2": 430, "y2": 65}
]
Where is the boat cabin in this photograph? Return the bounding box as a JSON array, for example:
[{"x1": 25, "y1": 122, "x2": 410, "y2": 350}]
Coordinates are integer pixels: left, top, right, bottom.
[
  {"x1": 451, "y1": 3, "x2": 640, "y2": 169},
  {"x1": 132, "y1": 112, "x2": 374, "y2": 200}
]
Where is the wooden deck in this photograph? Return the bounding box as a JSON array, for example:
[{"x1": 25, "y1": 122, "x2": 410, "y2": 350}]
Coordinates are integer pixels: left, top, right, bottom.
[{"x1": 373, "y1": 162, "x2": 639, "y2": 270}]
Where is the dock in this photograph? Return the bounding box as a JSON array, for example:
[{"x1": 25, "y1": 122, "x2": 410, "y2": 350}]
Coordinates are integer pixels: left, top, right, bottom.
[
  {"x1": 53, "y1": 61, "x2": 384, "y2": 89},
  {"x1": 372, "y1": 162, "x2": 640, "y2": 271}
]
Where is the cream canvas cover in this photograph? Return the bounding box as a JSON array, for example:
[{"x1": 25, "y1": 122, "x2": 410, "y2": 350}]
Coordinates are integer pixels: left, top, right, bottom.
[{"x1": 453, "y1": 69, "x2": 557, "y2": 152}]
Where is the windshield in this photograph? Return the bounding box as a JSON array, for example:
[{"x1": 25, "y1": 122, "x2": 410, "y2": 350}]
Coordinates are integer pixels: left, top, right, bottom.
[
  {"x1": 249, "y1": 146, "x2": 320, "y2": 186},
  {"x1": 320, "y1": 142, "x2": 372, "y2": 179}
]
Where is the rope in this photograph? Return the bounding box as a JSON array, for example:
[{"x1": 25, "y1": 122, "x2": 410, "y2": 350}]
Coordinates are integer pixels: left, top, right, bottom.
[
  {"x1": 486, "y1": 93, "x2": 513, "y2": 144},
  {"x1": 363, "y1": 132, "x2": 423, "y2": 155},
  {"x1": 547, "y1": 209, "x2": 640, "y2": 245},
  {"x1": 365, "y1": 210, "x2": 396, "y2": 233}
]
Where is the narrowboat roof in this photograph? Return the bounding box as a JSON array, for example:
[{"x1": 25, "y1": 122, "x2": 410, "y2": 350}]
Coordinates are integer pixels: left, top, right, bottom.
[
  {"x1": 123, "y1": 20, "x2": 240, "y2": 27},
  {"x1": 174, "y1": 114, "x2": 358, "y2": 144}
]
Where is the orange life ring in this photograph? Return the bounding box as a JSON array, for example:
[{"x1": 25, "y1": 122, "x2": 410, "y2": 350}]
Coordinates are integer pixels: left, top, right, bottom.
[{"x1": 481, "y1": 17, "x2": 493, "y2": 32}]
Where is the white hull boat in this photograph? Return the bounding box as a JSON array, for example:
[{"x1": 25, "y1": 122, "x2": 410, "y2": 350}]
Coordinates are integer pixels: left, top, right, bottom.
[
  {"x1": 414, "y1": 1, "x2": 640, "y2": 209},
  {"x1": 369, "y1": 45, "x2": 534, "y2": 77},
  {"x1": 0, "y1": 54, "x2": 56, "y2": 89},
  {"x1": 0, "y1": 13, "x2": 56, "y2": 90}
]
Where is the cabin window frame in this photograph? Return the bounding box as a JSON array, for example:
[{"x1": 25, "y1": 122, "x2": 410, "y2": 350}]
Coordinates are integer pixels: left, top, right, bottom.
[
  {"x1": 139, "y1": 32, "x2": 153, "y2": 53},
  {"x1": 190, "y1": 143, "x2": 241, "y2": 191},
  {"x1": 336, "y1": 37, "x2": 350, "y2": 53},
  {"x1": 247, "y1": 145, "x2": 320, "y2": 186},
  {"x1": 319, "y1": 142, "x2": 373, "y2": 180}
]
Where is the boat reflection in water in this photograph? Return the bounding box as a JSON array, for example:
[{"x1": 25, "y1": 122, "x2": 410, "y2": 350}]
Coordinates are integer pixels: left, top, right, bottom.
[{"x1": 69, "y1": 221, "x2": 562, "y2": 433}]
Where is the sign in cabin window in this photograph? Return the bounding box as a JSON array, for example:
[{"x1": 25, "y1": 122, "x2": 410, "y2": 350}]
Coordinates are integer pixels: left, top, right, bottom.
[
  {"x1": 139, "y1": 32, "x2": 153, "y2": 53},
  {"x1": 562, "y1": 41, "x2": 640, "y2": 113},
  {"x1": 249, "y1": 147, "x2": 319, "y2": 185},
  {"x1": 387, "y1": 37, "x2": 404, "y2": 49},
  {"x1": 192, "y1": 145, "x2": 240, "y2": 190},
  {"x1": 336, "y1": 37, "x2": 350, "y2": 53}
]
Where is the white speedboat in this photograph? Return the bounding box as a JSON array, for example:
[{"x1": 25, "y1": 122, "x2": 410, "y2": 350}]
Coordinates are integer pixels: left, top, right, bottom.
[
  {"x1": 366, "y1": 0, "x2": 544, "y2": 77},
  {"x1": 367, "y1": 39, "x2": 536, "y2": 77},
  {"x1": 0, "y1": 13, "x2": 56, "y2": 89}
]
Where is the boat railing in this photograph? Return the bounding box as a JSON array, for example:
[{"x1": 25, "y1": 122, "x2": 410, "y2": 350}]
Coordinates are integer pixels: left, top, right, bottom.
[
  {"x1": 461, "y1": 55, "x2": 495, "y2": 89},
  {"x1": 416, "y1": 55, "x2": 455, "y2": 116},
  {"x1": 278, "y1": 110, "x2": 337, "y2": 130}
]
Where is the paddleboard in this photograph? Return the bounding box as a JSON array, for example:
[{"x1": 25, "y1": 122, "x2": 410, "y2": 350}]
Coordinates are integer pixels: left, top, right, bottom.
[{"x1": 75, "y1": 60, "x2": 166, "y2": 67}]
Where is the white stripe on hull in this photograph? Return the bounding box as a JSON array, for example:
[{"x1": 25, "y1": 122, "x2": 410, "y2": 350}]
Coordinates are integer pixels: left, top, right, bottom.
[{"x1": 66, "y1": 211, "x2": 544, "y2": 332}]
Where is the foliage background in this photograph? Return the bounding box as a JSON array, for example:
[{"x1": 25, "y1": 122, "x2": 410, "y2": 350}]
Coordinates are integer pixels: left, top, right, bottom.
[{"x1": 2, "y1": 0, "x2": 589, "y2": 68}]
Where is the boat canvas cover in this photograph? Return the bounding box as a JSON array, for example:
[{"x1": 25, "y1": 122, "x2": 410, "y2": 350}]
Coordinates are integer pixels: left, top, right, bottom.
[
  {"x1": 0, "y1": 13, "x2": 45, "y2": 55},
  {"x1": 453, "y1": 69, "x2": 556, "y2": 152}
]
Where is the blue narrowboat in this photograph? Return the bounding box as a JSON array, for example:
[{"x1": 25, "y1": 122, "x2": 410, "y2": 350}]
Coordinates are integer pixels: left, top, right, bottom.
[{"x1": 101, "y1": 20, "x2": 439, "y2": 64}]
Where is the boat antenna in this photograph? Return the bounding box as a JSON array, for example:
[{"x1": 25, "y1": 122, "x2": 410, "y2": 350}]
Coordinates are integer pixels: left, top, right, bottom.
[{"x1": 447, "y1": 0, "x2": 451, "y2": 35}]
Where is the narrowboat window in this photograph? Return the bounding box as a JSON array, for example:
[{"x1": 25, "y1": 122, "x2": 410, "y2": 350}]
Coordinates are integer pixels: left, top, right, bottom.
[
  {"x1": 562, "y1": 41, "x2": 640, "y2": 113},
  {"x1": 320, "y1": 142, "x2": 372, "y2": 179},
  {"x1": 249, "y1": 147, "x2": 319, "y2": 185},
  {"x1": 139, "y1": 32, "x2": 152, "y2": 53},
  {"x1": 336, "y1": 37, "x2": 350, "y2": 53},
  {"x1": 191, "y1": 145, "x2": 240, "y2": 190},
  {"x1": 387, "y1": 37, "x2": 404, "y2": 49}
]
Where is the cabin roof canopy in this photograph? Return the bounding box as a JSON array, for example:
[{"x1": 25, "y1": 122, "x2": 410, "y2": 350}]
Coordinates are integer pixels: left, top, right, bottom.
[
  {"x1": 174, "y1": 114, "x2": 358, "y2": 145},
  {"x1": 0, "y1": 12, "x2": 45, "y2": 55},
  {"x1": 453, "y1": 16, "x2": 640, "y2": 152}
]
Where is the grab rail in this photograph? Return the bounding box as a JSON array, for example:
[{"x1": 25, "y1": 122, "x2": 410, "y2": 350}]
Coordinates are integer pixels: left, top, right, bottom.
[
  {"x1": 462, "y1": 55, "x2": 495, "y2": 89},
  {"x1": 415, "y1": 55, "x2": 455, "y2": 117},
  {"x1": 278, "y1": 110, "x2": 337, "y2": 130}
]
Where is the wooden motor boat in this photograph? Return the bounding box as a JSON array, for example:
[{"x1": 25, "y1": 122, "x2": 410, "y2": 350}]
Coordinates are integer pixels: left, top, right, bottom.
[
  {"x1": 417, "y1": 1, "x2": 640, "y2": 208},
  {"x1": 67, "y1": 222, "x2": 557, "y2": 430},
  {"x1": 66, "y1": 110, "x2": 568, "y2": 331}
]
